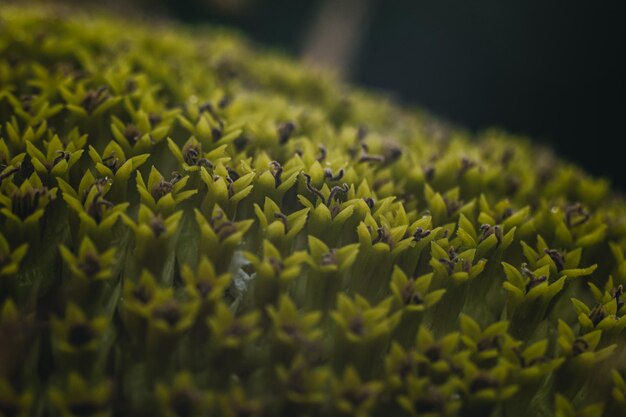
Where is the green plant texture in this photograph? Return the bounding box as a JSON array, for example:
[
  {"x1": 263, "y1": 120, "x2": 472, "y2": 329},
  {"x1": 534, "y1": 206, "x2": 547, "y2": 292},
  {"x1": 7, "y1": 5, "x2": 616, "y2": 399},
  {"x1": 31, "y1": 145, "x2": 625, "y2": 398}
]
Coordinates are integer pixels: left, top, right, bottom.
[{"x1": 1, "y1": 5, "x2": 626, "y2": 417}]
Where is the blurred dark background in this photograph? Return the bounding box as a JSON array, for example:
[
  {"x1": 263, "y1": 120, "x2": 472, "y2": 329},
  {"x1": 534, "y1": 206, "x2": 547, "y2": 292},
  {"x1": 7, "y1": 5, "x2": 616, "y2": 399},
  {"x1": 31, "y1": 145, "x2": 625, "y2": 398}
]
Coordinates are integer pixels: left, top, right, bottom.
[{"x1": 48, "y1": 0, "x2": 626, "y2": 189}]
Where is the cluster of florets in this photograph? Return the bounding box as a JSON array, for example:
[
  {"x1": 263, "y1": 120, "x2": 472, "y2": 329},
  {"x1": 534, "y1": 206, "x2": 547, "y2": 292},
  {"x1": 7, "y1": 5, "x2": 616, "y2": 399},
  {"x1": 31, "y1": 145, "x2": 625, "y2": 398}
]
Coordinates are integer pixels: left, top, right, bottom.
[{"x1": 1, "y1": 5, "x2": 625, "y2": 417}]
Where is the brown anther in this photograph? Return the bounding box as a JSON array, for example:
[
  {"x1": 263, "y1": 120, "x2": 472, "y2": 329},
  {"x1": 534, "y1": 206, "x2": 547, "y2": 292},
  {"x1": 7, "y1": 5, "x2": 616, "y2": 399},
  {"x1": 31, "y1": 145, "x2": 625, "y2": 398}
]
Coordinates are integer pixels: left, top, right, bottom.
[
  {"x1": 52, "y1": 150, "x2": 70, "y2": 166},
  {"x1": 572, "y1": 338, "x2": 589, "y2": 356},
  {"x1": 324, "y1": 167, "x2": 345, "y2": 182},
  {"x1": 81, "y1": 85, "x2": 109, "y2": 114},
  {"x1": 439, "y1": 258, "x2": 457, "y2": 275},
  {"x1": 447, "y1": 247, "x2": 459, "y2": 262},
  {"x1": 233, "y1": 135, "x2": 249, "y2": 151},
  {"x1": 78, "y1": 253, "x2": 101, "y2": 277},
  {"x1": 477, "y1": 335, "x2": 501, "y2": 352},
  {"x1": 612, "y1": 285, "x2": 624, "y2": 309},
  {"x1": 268, "y1": 257, "x2": 284, "y2": 275},
  {"x1": 457, "y1": 156, "x2": 476, "y2": 178},
  {"x1": 303, "y1": 173, "x2": 325, "y2": 203},
  {"x1": 125, "y1": 79, "x2": 137, "y2": 93},
  {"x1": 317, "y1": 145, "x2": 327, "y2": 162},
  {"x1": 218, "y1": 95, "x2": 232, "y2": 109},
  {"x1": 151, "y1": 172, "x2": 183, "y2": 201},
  {"x1": 20, "y1": 94, "x2": 35, "y2": 114},
  {"x1": 544, "y1": 248, "x2": 565, "y2": 272},
  {"x1": 506, "y1": 176, "x2": 521, "y2": 196},
  {"x1": 148, "y1": 113, "x2": 162, "y2": 125},
  {"x1": 397, "y1": 354, "x2": 414, "y2": 378},
  {"x1": 358, "y1": 150, "x2": 385, "y2": 164},
  {"x1": 273, "y1": 212, "x2": 289, "y2": 233},
  {"x1": 401, "y1": 280, "x2": 423, "y2": 306},
  {"x1": 500, "y1": 207, "x2": 514, "y2": 222},
  {"x1": 470, "y1": 374, "x2": 499, "y2": 393},
  {"x1": 512, "y1": 347, "x2": 526, "y2": 367},
  {"x1": 383, "y1": 143, "x2": 403, "y2": 163},
  {"x1": 224, "y1": 321, "x2": 252, "y2": 338},
  {"x1": 493, "y1": 225, "x2": 503, "y2": 245},
  {"x1": 277, "y1": 121, "x2": 296, "y2": 144},
  {"x1": 198, "y1": 101, "x2": 215, "y2": 115},
  {"x1": 423, "y1": 165, "x2": 435, "y2": 181},
  {"x1": 102, "y1": 152, "x2": 120, "y2": 171},
  {"x1": 269, "y1": 161, "x2": 282, "y2": 187},
  {"x1": 152, "y1": 300, "x2": 181, "y2": 327},
  {"x1": 280, "y1": 323, "x2": 301, "y2": 339},
  {"x1": 480, "y1": 223, "x2": 504, "y2": 246},
  {"x1": 461, "y1": 259, "x2": 471, "y2": 273},
  {"x1": 0, "y1": 165, "x2": 20, "y2": 181},
  {"x1": 68, "y1": 323, "x2": 95, "y2": 347},
  {"x1": 152, "y1": 181, "x2": 173, "y2": 201},
  {"x1": 226, "y1": 166, "x2": 239, "y2": 181},
  {"x1": 444, "y1": 197, "x2": 462, "y2": 216},
  {"x1": 565, "y1": 202, "x2": 590, "y2": 228},
  {"x1": 327, "y1": 183, "x2": 348, "y2": 205},
  {"x1": 372, "y1": 227, "x2": 391, "y2": 246},
  {"x1": 11, "y1": 186, "x2": 49, "y2": 220},
  {"x1": 520, "y1": 263, "x2": 534, "y2": 278},
  {"x1": 123, "y1": 124, "x2": 142, "y2": 143},
  {"x1": 525, "y1": 275, "x2": 547, "y2": 293},
  {"x1": 414, "y1": 389, "x2": 446, "y2": 413},
  {"x1": 359, "y1": 142, "x2": 385, "y2": 163},
  {"x1": 363, "y1": 197, "x2": 375, "y2": 209},
  {"x1": 182, "y1": 143, "x2": 201, "y2": 166},
  {"x1": 413, "y1": 227, "x2": 431, "y2": 242},
  {"x1": 170, "y1": 389, "x2": 199, "y2": 417},
  {"x1": 149, "y1": 214, "x2": 167, "y2": 237},
  {"x1": 320, "y1": 249, "x2": 338, "y2": 266},
  {"x1": 356, "y1": 125, "x2": 368, "y2": 141},
  {"x1": 343, "y1": 387, "x2": 373, "y2": 407},
  {"x1": 132, "y1": 285, "x2": 152, "y2": 304},
  {"x1": 214, "y1": 221, "x2": 237, "y2": 241},
  {"x1": 210, "y1": 211, "x2": 224, "y2": 225},
  {"x1": 348, "y1": 315, "x2": 365, "y2": 336},
  {"x1": 211, "y1": 126, "x2": 223, "y2": 142},
  {"x1": 424, "y1": 345, "x2": 442, "y2": 362},
  {"x1": 86, "y1": 197, "x2": 113, "y2": 224},
  {"x1": 195, "y1": 281, "x2": 213, "y2": 298},
  {"x1": 589, "y1": 304, "x2": 608, "y2": 327}
]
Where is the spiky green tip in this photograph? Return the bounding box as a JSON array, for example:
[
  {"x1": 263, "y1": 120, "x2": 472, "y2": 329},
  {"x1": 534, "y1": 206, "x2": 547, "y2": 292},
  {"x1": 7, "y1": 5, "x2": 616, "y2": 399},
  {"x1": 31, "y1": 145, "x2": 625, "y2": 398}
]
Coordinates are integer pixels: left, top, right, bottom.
[{"x1": 1, "y1": 5, "x2": 625, "y2": 417}]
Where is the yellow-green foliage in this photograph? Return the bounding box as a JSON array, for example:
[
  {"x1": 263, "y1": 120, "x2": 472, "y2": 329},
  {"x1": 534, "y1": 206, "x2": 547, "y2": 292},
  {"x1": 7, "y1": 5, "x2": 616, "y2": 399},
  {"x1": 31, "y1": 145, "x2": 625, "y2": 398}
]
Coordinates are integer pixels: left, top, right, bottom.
[{"x1": 1, "y1": 5, "x2": 626, "y2": 417}]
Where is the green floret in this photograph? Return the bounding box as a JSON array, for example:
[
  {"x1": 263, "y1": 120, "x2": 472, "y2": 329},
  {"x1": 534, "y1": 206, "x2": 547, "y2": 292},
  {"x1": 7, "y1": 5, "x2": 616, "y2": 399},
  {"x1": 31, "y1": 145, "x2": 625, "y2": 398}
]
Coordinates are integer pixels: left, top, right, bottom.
[{"x1": 1, "y1": 4, "x2": 626, "y2": 417}]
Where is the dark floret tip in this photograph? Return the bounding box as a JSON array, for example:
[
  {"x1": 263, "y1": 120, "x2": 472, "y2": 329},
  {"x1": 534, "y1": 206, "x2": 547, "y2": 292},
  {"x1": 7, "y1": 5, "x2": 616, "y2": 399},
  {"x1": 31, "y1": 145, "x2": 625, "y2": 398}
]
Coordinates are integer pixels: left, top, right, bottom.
[
  {"x1": 149, "y1": 215, "x2": 167, "y2": 237},
  {"x1": 544, "y1": 248, "x2": 565, "y2": 272},
  {"x1": 320, "y1": 249, "x2": 338, "y2": 266},
  {"x1": 324, "y1": 168, "x2": 345, "y2": 182},
  {"x1": 565, "y1": 202, "x2": 590, "y2": 228},
  {"x1": 68, "y1": 322, "x2": 95, "y2": 347},
  {"x1": 269, "y1": 161, "x2": 283, "y2": 187},
  {"x1": 572, "y1": 338, "x2": 589, "y2": 356},
  {"x1": 348, "y1": 315, "x2": 365, "y2": 336},
  {"x1": 78, "y1": 252, "x2": 101, "y2": 277},
  {"x1": 152, "y1": 300, "x2": 182, "y2": 327},
  {"x1": 170, "y1": 389, "x2": 199, "y2": 416},
  {"x1": 277, "y1": 121, "x2": 296, "y2": 144},
  {"x1": 413, "y1": 227, "x2": 431, "y2": 241}
]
